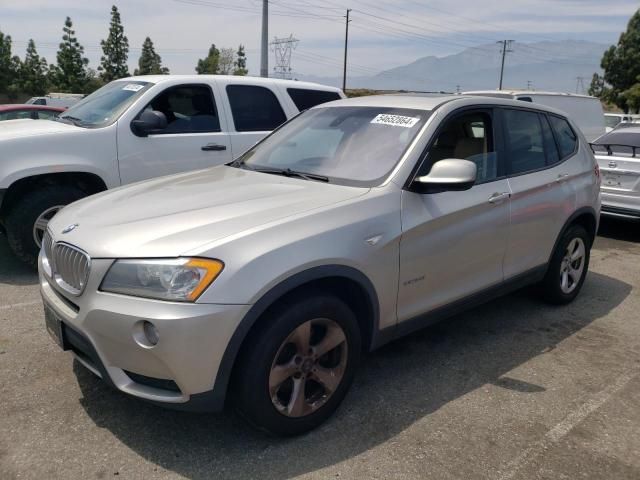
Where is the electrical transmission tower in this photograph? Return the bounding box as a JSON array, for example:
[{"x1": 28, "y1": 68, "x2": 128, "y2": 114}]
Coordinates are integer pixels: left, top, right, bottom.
[
  {"x1": 575, "y1": 76, "x2": 585, "y2": 94},
  {"x1": 497, "y1": 40, "x2": 514, "y2": 90},
  {"x1": 527, "y1": 80, "x2": 533, "y2": 90},
  {"x1": 270, "y1": 35, "x2": 299, "y2": 79}
]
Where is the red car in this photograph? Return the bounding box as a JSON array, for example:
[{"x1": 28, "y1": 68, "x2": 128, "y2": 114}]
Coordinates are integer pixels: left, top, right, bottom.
[{"x1": 0, "y1": 104, "x2": 66, "y2": 121}]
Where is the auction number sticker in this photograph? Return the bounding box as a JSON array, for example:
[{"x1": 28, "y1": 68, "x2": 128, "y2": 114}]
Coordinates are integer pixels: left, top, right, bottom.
[
  {"x1": 122, "y1": 83, "x2": 144, "y2": 92},
  {"x1": 371, "y1": 114, "x2": 420, "y2": 128}
]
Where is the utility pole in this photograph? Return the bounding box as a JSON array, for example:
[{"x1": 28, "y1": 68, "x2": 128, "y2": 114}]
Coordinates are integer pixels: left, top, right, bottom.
[
  {"x1": 260, "y1": 0, "x2": 268, "y2": 77},
  {"x1": 342, "y1": 9, "x2": 352, "y2": 91},
  {"x1": 575, "y1": 76, "x2": 585, "y2": 94},
  {"x1": 497, "y1": 40, "x2": 514, "y2": 90}
]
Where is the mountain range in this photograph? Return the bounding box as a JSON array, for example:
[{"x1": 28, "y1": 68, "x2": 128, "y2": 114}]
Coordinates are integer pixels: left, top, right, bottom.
[{"x1": 298, "y1": 40, "x2": 607, "y2": 94}]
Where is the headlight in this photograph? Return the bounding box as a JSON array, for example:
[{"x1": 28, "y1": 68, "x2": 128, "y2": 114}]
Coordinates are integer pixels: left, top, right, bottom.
[{"x1": 101, "y1": 258, "x2": 224, "y2": 302}]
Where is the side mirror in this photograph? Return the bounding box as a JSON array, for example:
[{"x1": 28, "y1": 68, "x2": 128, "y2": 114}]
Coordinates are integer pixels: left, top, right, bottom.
[
  {"x1": 411, "y1": 158, "x2": 477, "y2": 194},
  {"x1": 131, "y1": 110, "x2": 167, "y2": 137}
]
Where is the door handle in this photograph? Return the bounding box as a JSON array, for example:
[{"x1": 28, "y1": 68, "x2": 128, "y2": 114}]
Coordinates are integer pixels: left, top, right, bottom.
[
  {"x1": 201, "y1": 143, "x2": 227, "y2": 151},
  {"x1": 555, "y1": 173, "x2": 569, "y2": 183},
  {"x1": 488, "y1": 192, "x2": 510, "y2": 204}
]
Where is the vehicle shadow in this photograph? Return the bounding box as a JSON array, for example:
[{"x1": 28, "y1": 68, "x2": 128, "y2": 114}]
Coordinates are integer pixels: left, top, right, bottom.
[
  {"x1": 0, "y1": 236, "x2": 38, "y2": 286},
  {"x1": 75, "y1": 271, "x2": 631, "y2": 480},
  {"x1": 597, "y1": 216, "x2": 640, "y2": 243}
]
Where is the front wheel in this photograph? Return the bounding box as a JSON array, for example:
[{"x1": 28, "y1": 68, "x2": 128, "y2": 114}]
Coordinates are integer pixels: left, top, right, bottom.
[
  {"x1": 539, "y1": 224, "x2": 591, "y2": 304},
  {"x1": 234, "y1": 294, "x2": 361, "y2": 436},
  {"x1": 5, "y1": 185, "x2": 87, "y2": 267}
]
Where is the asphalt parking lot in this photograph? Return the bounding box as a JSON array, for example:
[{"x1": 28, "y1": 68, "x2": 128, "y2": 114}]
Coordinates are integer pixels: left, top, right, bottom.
[{"x1": 1, "y1": 218, "x2": 639, "y2": 480}]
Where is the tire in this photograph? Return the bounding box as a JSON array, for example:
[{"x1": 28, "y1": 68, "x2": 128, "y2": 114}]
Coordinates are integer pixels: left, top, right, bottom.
[
  {"x1": 5, "y1": 185, "x2": 87, "y2": 268},
  {"x1": 234, "y1": 293, "x2": 361, "y2": 436},
  {"x1": 539, "y1": 224, "x2": 591, "y2": 305}
]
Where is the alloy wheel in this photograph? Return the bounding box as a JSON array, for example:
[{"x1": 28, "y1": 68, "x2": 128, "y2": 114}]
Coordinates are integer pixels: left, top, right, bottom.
[
  {"x1": 559, "y1": 237, "x2": 585, "y2": 294},
  {"x1": 32, "y1": 205, "x2": 64, "y2": 248},
  {"x1": 269, "y1": 318, "x2": 348, "y2": 417}
]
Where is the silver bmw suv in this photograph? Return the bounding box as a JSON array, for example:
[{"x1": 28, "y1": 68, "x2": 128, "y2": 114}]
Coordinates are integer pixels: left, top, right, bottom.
[{"x1": 39, "y1": 95, "x2": 601, "y2": 435}]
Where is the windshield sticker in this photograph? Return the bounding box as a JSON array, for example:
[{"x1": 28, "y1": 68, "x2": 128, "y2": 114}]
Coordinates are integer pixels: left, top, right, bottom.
[
  {"x1": 371, "y1": 114, "x2": 420, "y2": 128},
  {"x1": 122, "y1": 83, "x2": 144, "y2": 92}
]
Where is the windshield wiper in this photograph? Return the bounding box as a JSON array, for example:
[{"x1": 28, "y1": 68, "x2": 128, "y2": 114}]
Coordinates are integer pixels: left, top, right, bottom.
[
  {"x1": 57, "y1": 115, "x2": 85, "y2": 127},
  {"x1": 252, "y1": 167, "x2": 329, "y2": 183}
]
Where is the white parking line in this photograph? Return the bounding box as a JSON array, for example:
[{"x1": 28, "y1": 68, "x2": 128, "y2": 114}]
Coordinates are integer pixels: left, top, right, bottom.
[
  {"x1": 496, "y1": 371, "x2": 637, "y2": 480},
  {"x1": 0, "y1": 300, "x2": 41, "y2": 311}
]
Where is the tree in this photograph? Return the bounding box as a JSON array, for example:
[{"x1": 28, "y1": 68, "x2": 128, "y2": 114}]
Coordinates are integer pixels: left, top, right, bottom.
[
  {"x1": 99, "y1": 5, "x2": 129, "y2": 82},
  {"x1": 54, "y1": 17, "x2": 90, "y2": 92},
  {"x1": 196, "y1": 44, "x2": 220, "y2": 74},
  {"x1": 19, "y1": 39, "x2": 49, "y2": 96},
  {"x1": 622, "y1": 77, "x2": 640, "y2": 113},
  {"x1": 596, "y1": 8, "x2": 640, "y2": 112},
  {"x1": 134, "y1": 37, "x2": 169, "y2": 75},
  {"x1": 0, "y1": 30, "x2": 21, "y2": 97},
  {"x1": 218, "y1": 48, "x2": 235, "y2": 75},
  {"x1": 233, "y1": 44, "x2": 248, "y2": 76}
]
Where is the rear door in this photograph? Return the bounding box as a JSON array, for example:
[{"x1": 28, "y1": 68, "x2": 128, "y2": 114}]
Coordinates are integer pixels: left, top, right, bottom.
[
  {"x1": 117, "y1": 82, "x2": 232, "y2": 184},
  {"x1": 398, "y1": 108, "x2": 511, "y2": 321},
  {"x1": 502, "y1": 108, "x2": 578, "y2": 279},
  {"x1": 221, "y1": 84, "x2": 289, "y2": 157}
]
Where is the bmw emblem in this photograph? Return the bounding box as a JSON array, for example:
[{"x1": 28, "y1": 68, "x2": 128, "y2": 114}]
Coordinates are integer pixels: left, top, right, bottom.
[{"x1": 62, "y1": 223, "x2": 79, "y2": 234}]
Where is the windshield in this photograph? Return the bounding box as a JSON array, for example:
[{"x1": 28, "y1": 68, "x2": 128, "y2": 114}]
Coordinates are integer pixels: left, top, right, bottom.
[
  {"x1": 59, "y1": 80, "x2": 152, "y2": 127},
  {"x1": 238, "y1": 106, "x2": 429, "y2": 186},
  {"x1": 605, "y1": 116, "x2": 621, "y2": 128}
]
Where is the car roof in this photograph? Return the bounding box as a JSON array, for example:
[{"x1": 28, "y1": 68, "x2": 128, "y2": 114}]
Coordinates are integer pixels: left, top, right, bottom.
[
  {"x1": 310, "y1": 94, "x2": 574, "y2": 117},
  {"x1": 122, "y1": 75, "x2": 343, "y2": 93},
  {"x1": 462, "y1": 89, "x2": 597, "y2": 99},
  {"x1": 0, "y1": 104, "x2": 65, "y2": 112}
]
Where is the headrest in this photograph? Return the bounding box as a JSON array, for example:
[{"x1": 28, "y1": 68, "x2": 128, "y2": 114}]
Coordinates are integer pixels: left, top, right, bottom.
[{"x1": 454, "y1": 137, "x2": 484, "y2": 159}]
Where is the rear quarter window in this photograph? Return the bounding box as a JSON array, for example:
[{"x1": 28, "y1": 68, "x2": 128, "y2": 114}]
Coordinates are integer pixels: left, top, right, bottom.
[
  {"x1": 287, "y1": 88, "x2": 342, "y2": 111},
  {"x1": 549, "y1": 115, "x2": 578, "y2": 159},
  {"x1": 226, "y1": 85, "x2": 287, "y2": 132}
]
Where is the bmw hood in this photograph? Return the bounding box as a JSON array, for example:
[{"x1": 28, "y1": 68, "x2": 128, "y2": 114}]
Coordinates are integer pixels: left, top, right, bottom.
[{"x1": 48, "y1": 166, "x2": 368, "y2": 258}]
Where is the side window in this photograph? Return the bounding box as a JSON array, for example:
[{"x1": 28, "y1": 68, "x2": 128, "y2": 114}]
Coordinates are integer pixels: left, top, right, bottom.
[
  {"x1": 548, "y1": 115, "x2": 577, "y2": 159},
  {"x1": 37, "y1": 110, "x2": 58, "y2": 120},
  {"x1": 226, "y1": 85, "x2": 287, "y2": 132},
  {"x1": 423, "y1": 110, "x2": 498, "y2": 184},
  {"x1": 0, "y1": 110, "x2": 32, "y2": 120},
  {"x1": 540, "y1": 114, "x2": 560, "y2": 166},
  {"x1": 503, "y1": 109, "x2": 546, "y2": 175},
  {"x1": 144, "y1": 85, "x2": 220, "y2": 134},
  {"x1": 287, "y1": 88, "x2": 341, "y2": 111}
]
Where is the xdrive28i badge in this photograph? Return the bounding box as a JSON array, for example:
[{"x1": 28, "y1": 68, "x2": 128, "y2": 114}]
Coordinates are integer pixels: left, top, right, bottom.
[{"x1": 61, "y1": 223, "x2": 79, "y2": 234}]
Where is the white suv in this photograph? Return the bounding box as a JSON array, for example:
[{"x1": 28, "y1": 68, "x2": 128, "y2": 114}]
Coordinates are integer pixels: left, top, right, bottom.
[
  {"x1": 40, "y1": 95, "x2": 600, "y2": 435},
  {"x1": 0, "y1": 75, "x2": 343, "y2": 265}
]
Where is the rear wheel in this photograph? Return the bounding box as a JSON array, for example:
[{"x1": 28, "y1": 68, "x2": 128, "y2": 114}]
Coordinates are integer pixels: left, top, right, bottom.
[
  {"x1": 235, "y1": 294, "x2": 361, "y2": 436},
  {"x1": 540, "y1": 224, "x2": 590, "y2": 304},
  {"x1": 5, "y1": 185, "x2": 87, "y2": 267}
]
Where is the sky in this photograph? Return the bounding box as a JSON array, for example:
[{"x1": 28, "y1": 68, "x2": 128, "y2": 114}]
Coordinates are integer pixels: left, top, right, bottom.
[{"x1": 1, "y1": 0, "x2": 638, "y2": 81}]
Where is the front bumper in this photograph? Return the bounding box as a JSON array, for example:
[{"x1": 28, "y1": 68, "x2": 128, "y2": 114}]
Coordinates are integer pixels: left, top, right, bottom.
[{"x1": 39, "y1": 254, "x2": 250, "y2": 411}]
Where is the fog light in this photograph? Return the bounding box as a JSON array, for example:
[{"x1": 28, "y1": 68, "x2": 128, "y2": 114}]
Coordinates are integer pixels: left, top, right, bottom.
[{"x1": 143, "y1": 321, "x2": 159, "y2": 346}]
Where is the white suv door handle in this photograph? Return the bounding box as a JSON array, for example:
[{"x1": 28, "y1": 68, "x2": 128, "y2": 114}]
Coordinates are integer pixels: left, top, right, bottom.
[
  {"x1": 488, "y1": 192, "x2": 510, "y2": 204},
  {"x1": 555, "y1": 173, "x2": 569, "y2": 183}
]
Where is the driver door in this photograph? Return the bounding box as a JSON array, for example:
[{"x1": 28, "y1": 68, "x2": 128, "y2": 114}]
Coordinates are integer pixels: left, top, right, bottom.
[
  {"x1": 397, "y1": 108, "x2": 511, "y2": 322},
  {"x1": 117, "y1": 83, "x2": 232, "y2": 185}
]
